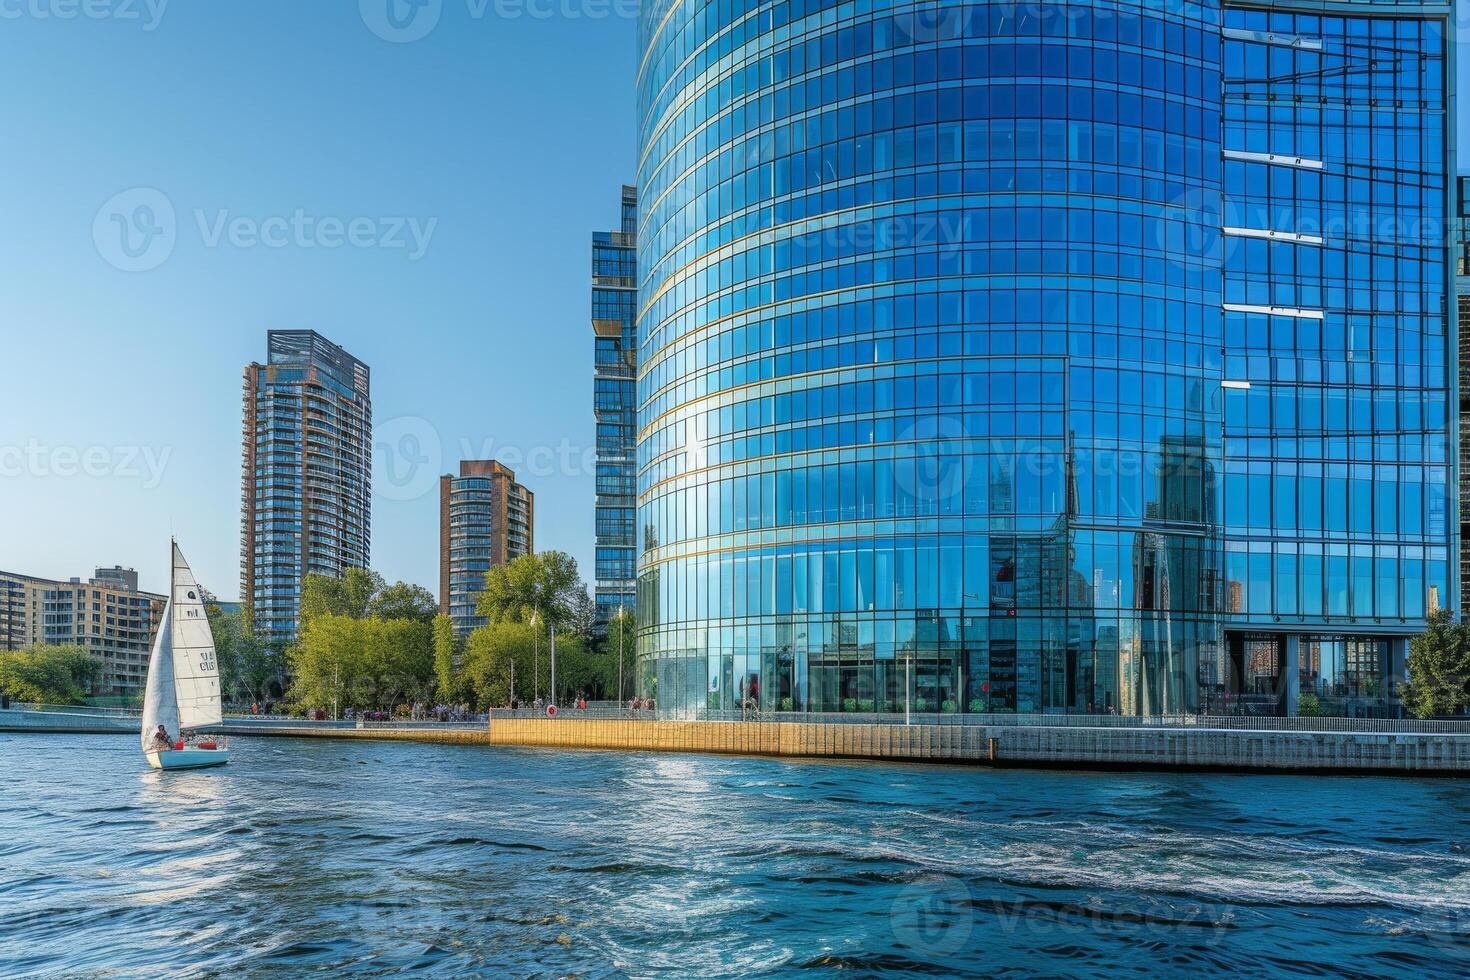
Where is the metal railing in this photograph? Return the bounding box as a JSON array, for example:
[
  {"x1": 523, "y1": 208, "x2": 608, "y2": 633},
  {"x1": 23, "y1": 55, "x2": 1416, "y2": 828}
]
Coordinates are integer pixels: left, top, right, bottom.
[
  {"x1": 488, "y1": 704, "x2": 1470, "y2": 736},
  {"x1": 11, "y1": 702, "x2": 144, "y2": 718},
  {"x1": 8, "y1": 702, "x2": 1470, "y2": 737}
]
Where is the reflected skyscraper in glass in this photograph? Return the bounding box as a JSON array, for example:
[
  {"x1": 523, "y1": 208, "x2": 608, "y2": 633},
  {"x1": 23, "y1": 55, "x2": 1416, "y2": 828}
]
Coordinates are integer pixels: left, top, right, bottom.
[{"x1": 633, "y1": 0, "x2": 1457, "y2": 718}]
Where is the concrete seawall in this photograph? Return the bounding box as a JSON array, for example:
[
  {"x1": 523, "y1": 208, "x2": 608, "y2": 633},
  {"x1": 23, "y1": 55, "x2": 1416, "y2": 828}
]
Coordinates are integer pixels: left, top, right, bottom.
[
  {"x1": 6, "y1": 710, "x2": 1468, "y2": 774},
  {"x1": 229, "y1": 717, "x2": 1470, "y2": 775},
  {"x1": 474, "y1": 718, "x2": 1470, "y2": 774}
]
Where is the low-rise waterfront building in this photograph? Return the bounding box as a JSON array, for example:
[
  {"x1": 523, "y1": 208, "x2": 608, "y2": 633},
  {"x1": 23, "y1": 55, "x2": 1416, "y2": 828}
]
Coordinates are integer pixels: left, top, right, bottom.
[
  {"x1": 440, "y1": 460, "x2": 534, "y2": 635},
  {"x1": 0, "y1": 566, "x2": 165, "y2": 696}
]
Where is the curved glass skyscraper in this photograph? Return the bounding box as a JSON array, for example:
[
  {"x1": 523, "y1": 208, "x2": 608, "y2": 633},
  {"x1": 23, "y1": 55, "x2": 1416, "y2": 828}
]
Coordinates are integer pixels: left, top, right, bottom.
[{"x1": 635, "y1": 0, "x2": 1455, "y2": 718}]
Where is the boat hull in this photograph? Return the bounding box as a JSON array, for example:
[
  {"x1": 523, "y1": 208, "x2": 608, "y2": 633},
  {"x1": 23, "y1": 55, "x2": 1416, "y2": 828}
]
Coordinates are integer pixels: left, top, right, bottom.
[{"x1": 145, "y1": 748, "x2": 229, "y2": 770}]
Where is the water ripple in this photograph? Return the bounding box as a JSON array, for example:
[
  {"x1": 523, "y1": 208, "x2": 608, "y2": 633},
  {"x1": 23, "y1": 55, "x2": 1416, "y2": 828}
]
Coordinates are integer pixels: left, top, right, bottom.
[{"x1": 0, "y1": 734, "x2": 1468, "y2": 978}]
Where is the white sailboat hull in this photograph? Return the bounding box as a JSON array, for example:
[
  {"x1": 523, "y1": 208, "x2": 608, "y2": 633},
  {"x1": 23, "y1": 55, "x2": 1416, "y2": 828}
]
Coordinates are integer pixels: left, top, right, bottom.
[{"x1": 145, "y1": 747, "x2": 230, "y2": 771}]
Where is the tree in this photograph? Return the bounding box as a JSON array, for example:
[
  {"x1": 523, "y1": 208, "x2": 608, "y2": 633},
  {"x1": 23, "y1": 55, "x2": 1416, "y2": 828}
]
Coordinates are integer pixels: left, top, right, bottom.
[
  {"x1": 432, "y1": 613, "x2": 470, "y2": 704},
  {"x1": 1404, "y1": 609, "x2": 1470, "y2": 719},
  {"x1": 370, "y1": 582, "x2": 438, "y2": 624},
  {"x1": 476, "y1": 552, "x2": 587, "y2": 630},
  {"x1": 208, "y1": 603, "x2": 283, "y2": 705},
  {"x1": 363, "y1": 617, "x2": 435, "y2": 709},
  {"x1": 300, "y1": 568, "x2": 386, "y2": 624},
  {"x1": 543, "y1": 632, "x2": 616, "y2": 703},
  {"x1": 0, "y1": 645, "x2": 99, "y2": 704},
  {"x1": 607, "y1": 605, "x2": 638, "y2": 702},
  {"x1": 287, "y1": 613, "x2": 434, "y2": 715},
  {"x1": 463, "y1": 620, "x2": 536, "y2": 707},
  {"x1": 566, "y1": 589, "x2": 597, "y2": 642}
]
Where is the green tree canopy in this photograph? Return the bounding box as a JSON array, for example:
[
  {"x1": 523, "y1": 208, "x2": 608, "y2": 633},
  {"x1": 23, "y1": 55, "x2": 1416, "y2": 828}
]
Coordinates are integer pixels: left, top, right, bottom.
[
  {"x1": 300, "y1": 568, "x2": 385, "y2": 624},
  {"x1": 544, "y1": 632, "x2": 614, "y2": 703},
  {"x1": 463, "y1": 620, "x2": 536, "y2": 707},
  {"x1": 0, "y1": 645, "x2": 99, "y2": 705},
  {"x1": 370, "y1": 582, "x2": 438, "y2": 624},
  {"x1": 207, "y1": 603, "x2": 284, "y2": 704},
  {"x1": 1404, "y1": 609, "x2": 1470, "y2": 719},
  {"x1": 301, "y1": 570, "x2": 436, "y2": 626},
  {"x1": 475, "y1": 551, "x2": 588, "y2": 632},
  {"x1": 463, "y1": 619, "x2": 616, "y2": 707},
  {"x1": 432, "y1": 613, "x2": 471, "y2": 704},
  {"x1": 287, "y1": 613, "x2": 434, "y2": 714}
]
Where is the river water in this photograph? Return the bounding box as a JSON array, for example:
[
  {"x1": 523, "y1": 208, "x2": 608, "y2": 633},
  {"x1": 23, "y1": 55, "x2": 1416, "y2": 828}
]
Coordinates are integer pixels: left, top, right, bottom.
[{"x1": 1, "y1": 734, "x2": 1468, "y2": 978}]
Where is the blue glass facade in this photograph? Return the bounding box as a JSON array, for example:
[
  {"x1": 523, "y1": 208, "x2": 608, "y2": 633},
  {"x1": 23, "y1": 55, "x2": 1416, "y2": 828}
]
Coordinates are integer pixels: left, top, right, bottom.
[
  {"x1": 634, "y1": 0, "x2": 1457, "y2": 717},
  {"x1": 592, "y1": 186, "x2": 640, "y2": 630},
  {"x1": 1458, "y1": 175, "x2": 1469, "y2": 615},
  {"x1": 242, "y1": 331, "x2": 372, "y2": 646},
  {"x1": 440, "y1": 460, "x2": 534, "y2": 636}
]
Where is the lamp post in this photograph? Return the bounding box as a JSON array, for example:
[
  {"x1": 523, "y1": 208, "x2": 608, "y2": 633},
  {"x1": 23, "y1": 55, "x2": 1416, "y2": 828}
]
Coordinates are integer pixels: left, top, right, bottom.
[
  {"x1": 531, "y1": 609, "x2": 539, "y2": 704},
  {"x1": 961, "y1": 593, "x2": 982, "y2": 714},
  {"x1": 549, "y1": 620, "x2": 557, "y2": 708},
  {"x1": 905, "y1": 653, "x2": 912, "y2": 726},
  {"x1": 615, "y1": 608, "x2": 626, "y2": 705}
]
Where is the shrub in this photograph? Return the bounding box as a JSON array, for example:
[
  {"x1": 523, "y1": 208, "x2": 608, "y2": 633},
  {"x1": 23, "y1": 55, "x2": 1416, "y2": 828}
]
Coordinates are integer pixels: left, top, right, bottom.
[
  {"x1": 941, "y1": 699, "x2": 958, "y2": 713},
  {"x1": 858, "y1": 698, "x2": 875, "y2": 712},
  {"x1": 842, "y1": 697, "x2": 857, "y2": 712},
  {"x1": 779, "y1": 696, "x2": 793, "y2": 711},
  {"x1": 1297, "y1": 692, "x2": 1323, "y2": 718},
  {"x1": 968, "y1": 698, "x2": 988, "y2": 713}
]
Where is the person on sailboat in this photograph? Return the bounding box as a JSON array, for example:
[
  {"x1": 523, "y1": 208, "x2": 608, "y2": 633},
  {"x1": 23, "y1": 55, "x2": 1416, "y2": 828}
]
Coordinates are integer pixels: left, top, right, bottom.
[{"x1": 151, "y1": 725, "x2": 172, "y2": 752}]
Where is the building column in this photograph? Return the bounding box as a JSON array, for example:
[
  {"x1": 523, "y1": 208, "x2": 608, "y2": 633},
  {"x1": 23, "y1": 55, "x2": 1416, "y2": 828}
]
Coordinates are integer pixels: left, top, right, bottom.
[{"x1": 1284, "y1": 634, "x2": 1300, "y2": 717}]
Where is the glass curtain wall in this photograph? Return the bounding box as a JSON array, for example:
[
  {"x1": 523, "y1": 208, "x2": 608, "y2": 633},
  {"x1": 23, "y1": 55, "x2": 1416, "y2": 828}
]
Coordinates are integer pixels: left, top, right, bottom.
[{"x1": 635, "y1": 0, "x2": 1227, "y2": 715}]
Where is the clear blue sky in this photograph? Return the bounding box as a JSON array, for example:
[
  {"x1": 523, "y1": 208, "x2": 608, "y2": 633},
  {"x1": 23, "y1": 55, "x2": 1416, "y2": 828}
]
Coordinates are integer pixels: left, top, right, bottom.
[
  {"x1": 0, "y1": 1, "x2": 639, "y2": 598},
  {"x1": 0, "y1": 2, "x2": 1466, "y2": 600}
]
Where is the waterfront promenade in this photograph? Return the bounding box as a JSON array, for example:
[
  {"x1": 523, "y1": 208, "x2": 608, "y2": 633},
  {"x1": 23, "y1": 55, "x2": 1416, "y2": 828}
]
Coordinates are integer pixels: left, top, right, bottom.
[{"x1": 5, "y1": 704, "x2": 1469, "y2": 775}]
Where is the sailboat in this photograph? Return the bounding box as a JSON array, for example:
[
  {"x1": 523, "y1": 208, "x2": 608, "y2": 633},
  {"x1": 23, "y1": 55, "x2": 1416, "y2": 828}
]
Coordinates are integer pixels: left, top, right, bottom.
[{"x1": 140, "y1": 541, "x2": 229, "y2": 770}]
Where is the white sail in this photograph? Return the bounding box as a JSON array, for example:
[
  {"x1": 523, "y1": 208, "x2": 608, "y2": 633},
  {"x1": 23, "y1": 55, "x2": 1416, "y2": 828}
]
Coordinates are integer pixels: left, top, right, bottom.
[
  {"x1": 140, "y1": 601, "x2": 180, "y2": 752},
  {"x1": 170, "y1": 542, "x2": 222, "y2": 731}
]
